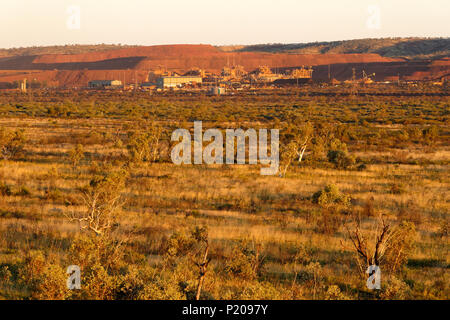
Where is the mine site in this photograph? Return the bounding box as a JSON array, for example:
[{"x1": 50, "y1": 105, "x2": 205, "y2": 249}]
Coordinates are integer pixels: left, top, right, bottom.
[
  {"x1": 0, "y1": 39, "x2": 449, "y2": 92},
  {"x1": 0, "y1": 1, "x2": 448, "y2": 310}
]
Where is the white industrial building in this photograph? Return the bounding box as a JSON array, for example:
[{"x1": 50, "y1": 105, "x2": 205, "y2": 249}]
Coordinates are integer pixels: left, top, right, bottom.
[
  {"x1": 156, "y1": 76, "x2": 202, "y2": 89},
  {"x1": 88, "y1": 80, "x2": 122, "y2": 89}
]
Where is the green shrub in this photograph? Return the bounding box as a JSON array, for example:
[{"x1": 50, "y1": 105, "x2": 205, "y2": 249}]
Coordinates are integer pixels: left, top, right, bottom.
[
  {"x1": 422, "y1": 126, "x2": 438, "y2": 145},
  {"x1": 136, "y1": 274, "x2": 185, "y2": 300},
  {"x1": 31, "y1": 264, "x2": 67, "y2": 300},
  {"x1": 0, "y1": 128, "x2": 27, "y2": 160},
  {"x1": 16, "y1": 186, "x2": 31, "y2": 197},
  {"x1": 327, "y1": 150, "x2": 355, "y2": 169},
  {"x1": 380, "y1": 276, "x2": 411, "y2": 300},
  {"x1": 0, "y1": 265, "x2": 12, "y2": 285},
  {"x1": 0, "y1": 182, "x2": 12, "y2": 196},
  {"x1": 384, "y1": 222, "x2": 416, "y2": 272},
  {"x1": 390, "y1": 183, "x2": 406, "y2": 195},
  {"x1": 312, "y1": 184, "x2": 351, "y2": 208},
  {"x1": 357, "y1": 163, "x2": 368, "y2": 171},
  {"x1": 19, "y1": 250, "x2": 68, "y2": 300},
  {"x1": 224, "y1": 241, "x2": 265, "y2": 281},
  {"x1": 44, "y1": 187, "x2": 63, "y2": 201},
  {"x1": 127, "y1": 125, "x2": 163, "y2": 165},
  {"x1": 238, "y1": 281, "x2": 287, "y2": 300},
  {"x1": 325, "y1": 285, "x2": 350, "y2": 300},
  {"x1": 68, "y1": 144, "x2": 84, "y2": 168},
  {"x1": 81, "y1": 263, "x2": 118, "y2": 300}
]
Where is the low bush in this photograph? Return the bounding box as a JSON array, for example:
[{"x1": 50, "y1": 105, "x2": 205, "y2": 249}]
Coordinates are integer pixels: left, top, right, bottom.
[
  {"x1": 0, "y1": 128, "x2": 27, "y2": 160},
  {"x1": 312, "y1": 184, "x2": 351, "y2": 208},
  {"x1": 327, "y1": 150, "x2": 355, "y2": 169},
  {"x1": 0, "y1": 182, "x2": 12, "y2": 196}
]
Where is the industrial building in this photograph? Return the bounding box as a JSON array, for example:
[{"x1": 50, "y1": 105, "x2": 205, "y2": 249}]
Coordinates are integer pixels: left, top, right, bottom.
[
  {"x1": 19, "y1": 79, "x2": 27, "y2": 93},
  {"x1": 253, "y1": 66, "x2": 281, "y2": 82},
  {"x1": 221, "y1": 65, "x2": 247, "y2": 81},
  {"x1": 88, "y1": 80, "x2": 122, "y2": 89},
  {"x1": 141, "y1": 82, "x2": 156, "y2": 90},
  {"x1": 156, "y1": 76, "x2": 202, "y2": 89},
  {"x1": 209, "y1": 86, "x2": 226, "y2": 95},
  {"x1": 289, "y1": 66, "x2": 314, "y2": 79},
  {"x1": 273, "y1": 78, "x2": 312, "y2": 86},
  {"x1": 184, "y1": 68, "x2": 207, "y2": 78}
]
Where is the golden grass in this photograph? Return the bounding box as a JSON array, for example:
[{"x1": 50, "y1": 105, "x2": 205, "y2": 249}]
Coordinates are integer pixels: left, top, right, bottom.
[{"x1": 0, "y1": 116, "x2": 448, "y2": 300}]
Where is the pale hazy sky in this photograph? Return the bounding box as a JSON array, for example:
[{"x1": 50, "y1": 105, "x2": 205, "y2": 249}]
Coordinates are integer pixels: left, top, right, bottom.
[{"x1": 1, "y1": 0, "x2": 449, "y2": 48}]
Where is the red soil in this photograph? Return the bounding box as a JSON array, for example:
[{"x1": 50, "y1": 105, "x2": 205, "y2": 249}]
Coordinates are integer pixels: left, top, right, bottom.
[{"x1": 0, "y1": 44, "x2": 447, "y2": 86}]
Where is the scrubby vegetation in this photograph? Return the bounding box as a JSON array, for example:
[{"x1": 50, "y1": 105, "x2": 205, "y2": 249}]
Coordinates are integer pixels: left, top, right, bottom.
[
  {"x1": 0, "y1": 87, "x2": 448, "y2": 300},
  {"x1": 3, "y1": 38, "x2": 447, "y2": 60},
  {"x1": 0, "y1": 44, "x2": 136, "y2": 57},
  {"x1": 231, "y1": 37, "x2": 450, "y2": 60}
]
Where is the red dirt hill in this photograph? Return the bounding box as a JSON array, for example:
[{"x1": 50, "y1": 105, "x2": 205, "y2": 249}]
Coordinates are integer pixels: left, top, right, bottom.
[{"x1": 0, "y1": 44, "x2": 447, "y2": 87}]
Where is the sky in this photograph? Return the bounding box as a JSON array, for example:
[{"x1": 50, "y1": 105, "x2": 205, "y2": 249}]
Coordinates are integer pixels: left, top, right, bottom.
[{"x1": 1, "y1": 0, "x2": 449, "y2": 48}]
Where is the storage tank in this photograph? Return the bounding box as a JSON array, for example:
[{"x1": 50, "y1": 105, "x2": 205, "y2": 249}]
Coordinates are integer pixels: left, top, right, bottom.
[{"x1": 210, "y1": 86, "x2": 226, "y2": 95}]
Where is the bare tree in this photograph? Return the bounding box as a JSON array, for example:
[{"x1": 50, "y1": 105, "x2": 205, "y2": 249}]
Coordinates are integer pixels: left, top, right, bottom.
[
  {"x1": 190, "y1": 227, "x2": 211, "y2": 300},
  {"x1": 66, "y1": 169, "x2": 127, "y2": 235},
  {"x1": 342, "y1": 217, "x2": 391, "y2": 275},
  {"x1": 296, "y1": 123, "x2": 313, "y2": 163},
  {"x1": 279, "y1": 123, "x2": 313, "y2": 177},
  {"x1": 279, "y1": 141, "x2": 299, "y2": 177},
  {"x1": 195, "y1": 243, "x2": 210, "y2": 300},
  {"x1": 296, "y1": 136, "x2": 309, "y2": 163}
]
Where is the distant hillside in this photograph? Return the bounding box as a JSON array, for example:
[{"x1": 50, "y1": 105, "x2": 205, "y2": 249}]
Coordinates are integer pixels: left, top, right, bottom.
[
  {"x1": 221, "y1": 38, "x2": 450, "y2": 60},
  {"x1": 0, "y1": 44, "x2": 136, "y2": 57},
  {"x1": 2, "y1": 38, "x2": 448, "y2": 60}
]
